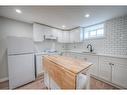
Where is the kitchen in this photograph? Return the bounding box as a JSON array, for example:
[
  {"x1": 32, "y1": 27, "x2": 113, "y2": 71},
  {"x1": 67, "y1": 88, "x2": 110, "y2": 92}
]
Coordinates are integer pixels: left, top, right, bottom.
[{"x1": 0, "y1": 6, "x2": 127, "y2": 89}]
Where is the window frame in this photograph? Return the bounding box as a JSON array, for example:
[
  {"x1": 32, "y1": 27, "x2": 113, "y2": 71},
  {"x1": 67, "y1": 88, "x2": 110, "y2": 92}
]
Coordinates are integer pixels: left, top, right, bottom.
[{"x1": 83, "y1": 23, "x2": 105, "y2": 40}]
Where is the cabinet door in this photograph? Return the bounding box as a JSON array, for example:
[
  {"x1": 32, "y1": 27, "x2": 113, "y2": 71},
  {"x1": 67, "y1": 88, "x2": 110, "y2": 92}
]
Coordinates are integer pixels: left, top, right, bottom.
[
  {"x1": 69, "y1": 31, "x2": 75, "y2": 43},
  {"x1": 69, "y1": 27, "x2": 83, "y2": 43},
  {"x1": 87, "y1": 55, "x2": 99, "y2": 76},
  {"x1": 58, "y1": 31, "x2": 70, "y2": 43},
  {"x1": 57, "y1": 30, "x2": 63, "y2": 43},
  {"x1": 73, "y1": 28, "x2": 81, "y2": 42},
  {"x1": 52, "y1": 29, "x2": 58, "y2": 38},
  {"x1": 79, "y1": 54, "x2": 98, "y2": 76},
  {"x1": 36, "y1": 55, "x2": 44, "y2": 76},
  {"x1": 63, "y1": 31, "x2": 70, "y2": 43},
  {"x1": 98, "y1": 56, "x2": 112, "y2": 82},
  {"x1": 112, "y1": 63, "x2": 127, "y2": 88},
  {"x1": 33, "y1": 23, "x2": 44, "y2": 41}
]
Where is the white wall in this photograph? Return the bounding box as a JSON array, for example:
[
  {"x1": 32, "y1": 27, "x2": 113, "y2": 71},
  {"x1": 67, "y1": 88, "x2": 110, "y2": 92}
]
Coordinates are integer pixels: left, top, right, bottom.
[
  {"x1": 66, "y1": 15, "x2": 127, "y2": 56},
  {"x1": 0, "y1": 16, "x2": 33, "y2": 80}
]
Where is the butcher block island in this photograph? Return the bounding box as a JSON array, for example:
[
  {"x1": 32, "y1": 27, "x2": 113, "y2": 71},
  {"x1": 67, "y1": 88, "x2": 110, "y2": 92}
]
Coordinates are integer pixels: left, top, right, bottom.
[{"x1": 43, "y1": 55, "x2": 93, "y2": 89}]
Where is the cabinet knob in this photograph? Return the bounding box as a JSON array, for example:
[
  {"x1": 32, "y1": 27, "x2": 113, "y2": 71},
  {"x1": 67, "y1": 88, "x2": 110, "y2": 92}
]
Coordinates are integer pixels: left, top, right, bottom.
[
  {"x1": 109, "y1": 63, "x2": 114, "y2": 66},
  {"x1": 109, "y1": 63, "x2": 112, "y2": 65}
]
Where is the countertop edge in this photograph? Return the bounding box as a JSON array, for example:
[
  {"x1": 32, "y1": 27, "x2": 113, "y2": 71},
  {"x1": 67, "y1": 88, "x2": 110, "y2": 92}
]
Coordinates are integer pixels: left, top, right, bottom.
[{"x1": 62, "y1": 50, "x2": 127, "y2": 59}]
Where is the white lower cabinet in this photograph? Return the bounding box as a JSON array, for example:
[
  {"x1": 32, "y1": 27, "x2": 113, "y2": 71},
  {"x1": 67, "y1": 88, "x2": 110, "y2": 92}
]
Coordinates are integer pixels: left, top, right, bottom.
[
  {"x1": 112, "y1": 60, "x2": 127, "y2": 88},
  {"x1": 62, "y1": 52, "x2": 127, "y2": 88},
  {"x1": 87, "y1": 55, "x2": 99, "y2": 76},
  {"x1": 99, "y1": 56, "x2": 127, "y2": 88},
  {"x1": 79, "y1": 54, "x2": 99, "y2": 76},
  {"x1": 99, "y1": 56, "x2": 112, "y2": 82}
]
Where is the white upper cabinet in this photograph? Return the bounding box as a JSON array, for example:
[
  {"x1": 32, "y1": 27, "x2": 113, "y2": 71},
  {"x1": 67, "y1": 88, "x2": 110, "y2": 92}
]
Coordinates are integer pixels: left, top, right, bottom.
[
  {"x1": 57, "y1": 30, "x2": 70, "y2": 43},
  {"x1": 69, "y1": 31, "x2": 75, "y2": 43},
  {"x1": 33, "y1": 23, "x2": 83, "y2": 43},
  {"x1": 33, "y1": 23, "x2": 58, "y2": 42},
  {"x1": 51, "y1": 29, "x2": 59, "y2": 38},
  {"x1": 69, "y1": 27, "x2": 83, "y2": 43},
  {"x1": 33, "y1": 23, "x2": 45, "y2": 42},
  {"x1": 62, "y1": 31, "x2": 70, "y2": 43},
  {"x1": 57, "y1": 30, "x2": 63, "y2": 43}
]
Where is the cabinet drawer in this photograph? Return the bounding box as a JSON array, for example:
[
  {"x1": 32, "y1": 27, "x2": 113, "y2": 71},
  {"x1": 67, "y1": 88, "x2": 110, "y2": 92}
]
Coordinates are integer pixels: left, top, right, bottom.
[{"x1": 100, "y1": 56, "x2": 127, "y2": 66}]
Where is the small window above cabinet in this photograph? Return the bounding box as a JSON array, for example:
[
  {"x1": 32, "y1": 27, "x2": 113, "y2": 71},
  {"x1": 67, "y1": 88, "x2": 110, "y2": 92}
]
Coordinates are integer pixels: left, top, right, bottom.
[{"x1": 83, "y1": 23, "x2": 105, "y2": 40}]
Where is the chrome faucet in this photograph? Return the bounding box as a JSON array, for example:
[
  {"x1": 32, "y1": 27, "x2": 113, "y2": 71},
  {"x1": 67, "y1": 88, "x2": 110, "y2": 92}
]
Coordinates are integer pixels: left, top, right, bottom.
[{"x1": 87, "y1": 44, "x2": 93, "y2": 52}]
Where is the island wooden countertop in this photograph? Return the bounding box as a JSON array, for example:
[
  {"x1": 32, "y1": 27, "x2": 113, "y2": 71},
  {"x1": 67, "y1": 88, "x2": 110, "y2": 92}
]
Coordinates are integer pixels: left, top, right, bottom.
[
  {"x1": 43, "y1": 55, "x2": 93, "y2": 89},
  {"x1": 44, "y1": 55, "x2": 92, "y2": 74}
]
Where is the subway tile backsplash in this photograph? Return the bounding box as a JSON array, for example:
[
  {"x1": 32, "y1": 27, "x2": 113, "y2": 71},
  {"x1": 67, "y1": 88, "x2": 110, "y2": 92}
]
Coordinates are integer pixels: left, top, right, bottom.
[{"x1": 66, "y1": 15, "x2": 127, "y2": 56}]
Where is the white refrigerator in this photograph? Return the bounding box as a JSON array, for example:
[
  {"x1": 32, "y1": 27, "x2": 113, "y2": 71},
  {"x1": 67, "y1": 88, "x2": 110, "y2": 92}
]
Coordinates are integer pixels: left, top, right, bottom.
[{"x1": 7, "y1": 37, "x2": 35, "y2": 89}]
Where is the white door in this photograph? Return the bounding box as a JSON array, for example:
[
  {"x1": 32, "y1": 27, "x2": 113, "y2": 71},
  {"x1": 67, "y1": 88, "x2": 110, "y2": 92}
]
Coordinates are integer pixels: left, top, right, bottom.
[
  {"x1": 8, "y1": 54, "x2": 35, "y2": 89},
  {"x1": 112, "y1": 63, "x2": 127, "y2": 88}
]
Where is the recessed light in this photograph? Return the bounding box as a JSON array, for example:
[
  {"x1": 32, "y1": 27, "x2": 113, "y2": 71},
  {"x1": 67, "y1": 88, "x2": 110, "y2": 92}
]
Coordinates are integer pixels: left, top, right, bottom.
[
  {"x1": 85, "y1": 14, "x2": 90, "y2": 18},
  {"x1": 62, "y1": 25, "x2": 66, "y2": 28},
  {"x1": 16, "y1": 9, "x2": 22, "y2": 14}
]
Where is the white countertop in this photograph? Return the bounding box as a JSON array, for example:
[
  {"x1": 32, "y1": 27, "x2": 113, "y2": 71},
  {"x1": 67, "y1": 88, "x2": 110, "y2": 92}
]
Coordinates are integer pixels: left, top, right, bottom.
[
  {"x1": 62, "y1": 50, "x2": 127, "y2": 59},
  {"x1": 35, "y1": 51, "x2": 62, "y2": 56}
]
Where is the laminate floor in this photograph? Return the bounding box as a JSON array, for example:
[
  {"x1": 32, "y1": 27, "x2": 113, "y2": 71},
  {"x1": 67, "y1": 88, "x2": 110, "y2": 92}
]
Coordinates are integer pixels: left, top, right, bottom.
[{"x1": 0, "y1": 76, "x2": 117, "y2": 90}]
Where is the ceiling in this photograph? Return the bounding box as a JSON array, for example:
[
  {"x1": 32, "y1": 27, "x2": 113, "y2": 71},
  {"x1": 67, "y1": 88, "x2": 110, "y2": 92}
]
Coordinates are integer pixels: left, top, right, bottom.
[{"x1": 0, "y1": 6, "x2": 127, "y2": 30}]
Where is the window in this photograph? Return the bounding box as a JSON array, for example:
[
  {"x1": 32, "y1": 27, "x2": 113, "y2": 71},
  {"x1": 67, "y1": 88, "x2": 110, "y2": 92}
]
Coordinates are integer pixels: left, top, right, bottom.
[{"x1": 84, "y1": 23, "x2": 104, "y2": 39}]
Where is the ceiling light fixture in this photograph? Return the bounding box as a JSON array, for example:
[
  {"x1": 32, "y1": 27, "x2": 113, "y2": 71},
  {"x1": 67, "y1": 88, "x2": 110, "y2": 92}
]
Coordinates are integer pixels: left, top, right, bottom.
[
  {"x1": 16, "y1": 9, "x2": 22, "y2": 14},
  {"x1": 62, "y1": 25, "x2": 66, "y2": 28},
  {"x1": 85, "y1": 14, "x2": 90, "y2": 18}
]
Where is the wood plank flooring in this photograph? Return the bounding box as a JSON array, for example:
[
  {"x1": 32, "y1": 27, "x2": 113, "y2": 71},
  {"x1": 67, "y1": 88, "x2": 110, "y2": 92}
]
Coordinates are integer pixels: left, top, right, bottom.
[{"x1": 0, "y1": 75, "x2": 117, "y2": 89}]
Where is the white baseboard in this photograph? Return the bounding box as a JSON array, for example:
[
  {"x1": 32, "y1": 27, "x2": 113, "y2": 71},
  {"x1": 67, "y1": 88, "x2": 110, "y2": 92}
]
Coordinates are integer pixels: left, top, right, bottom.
[{"x1": 0, "y1": 77, "x2": 8, "y2": 82}]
